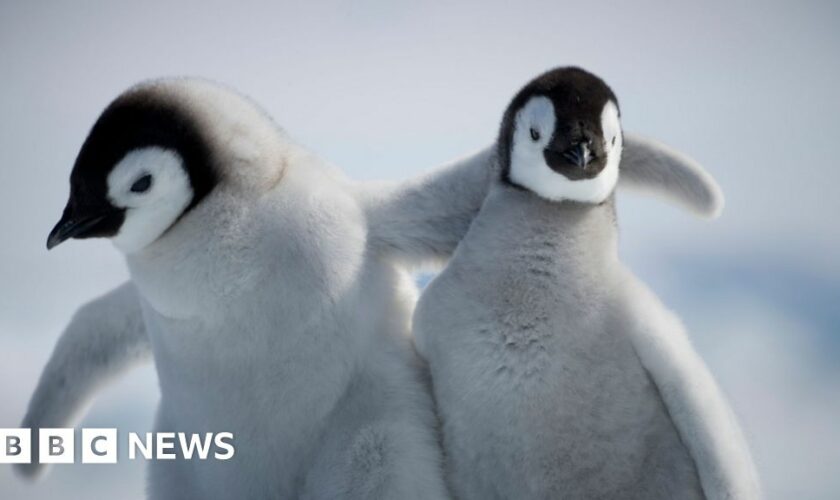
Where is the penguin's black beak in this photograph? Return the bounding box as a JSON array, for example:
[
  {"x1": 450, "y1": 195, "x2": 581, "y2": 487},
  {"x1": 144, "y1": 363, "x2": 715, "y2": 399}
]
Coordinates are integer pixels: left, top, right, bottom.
[
  {"x1": 47, "y1": 213, "x2": 106, "y2": 250},
  {"x1": 544, "y1": 141, "x2": 593, "y2": 170},
  {"x1": 561, "y1": 142, "x2": 593, "y2": 168},
  {"x1": 544, "y1": 138, "x2": 606, "y2": 181},
  {"x1": 47, "y1": 204, "x2": 124, "y2": 250}
]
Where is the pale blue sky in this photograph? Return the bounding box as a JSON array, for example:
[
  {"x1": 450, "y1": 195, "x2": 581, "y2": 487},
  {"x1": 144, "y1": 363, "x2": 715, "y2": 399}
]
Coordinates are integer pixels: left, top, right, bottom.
[{"x1": 1, "y1": 1, "x2": 838, "y2": 498}]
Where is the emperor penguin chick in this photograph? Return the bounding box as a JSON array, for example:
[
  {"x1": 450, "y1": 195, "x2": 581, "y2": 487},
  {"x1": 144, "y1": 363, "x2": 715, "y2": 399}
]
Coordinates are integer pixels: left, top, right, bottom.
[
  {"x1": 43, "y1": 79, "x2": 450, "y2": 500},
  {"x1": 413, "y1": 67, "x2": 760, "y2": 500}
]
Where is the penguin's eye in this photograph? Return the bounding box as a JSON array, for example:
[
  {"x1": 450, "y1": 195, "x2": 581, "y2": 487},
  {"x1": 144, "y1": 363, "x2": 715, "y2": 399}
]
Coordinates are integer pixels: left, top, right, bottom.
[
  {"x1": 130, "y1": 174, "x2": 153, "y2": 193},
  {"x1": 529, "y1": 128, "x2": 540, "y2": 142}
]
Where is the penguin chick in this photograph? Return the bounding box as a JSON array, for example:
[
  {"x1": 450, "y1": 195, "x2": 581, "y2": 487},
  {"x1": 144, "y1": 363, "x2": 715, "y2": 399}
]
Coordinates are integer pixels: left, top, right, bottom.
[
  {"x1": 39, "y1": 78, "x2": 451, "y2": 500},
  {"x1": 413, "y1": 66, "x2": 760, "y2": 500}
]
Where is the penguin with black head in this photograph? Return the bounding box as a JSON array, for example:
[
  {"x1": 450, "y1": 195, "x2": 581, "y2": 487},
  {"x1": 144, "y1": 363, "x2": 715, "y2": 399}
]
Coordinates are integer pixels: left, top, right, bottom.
[
  {"x1": 413, "y1": 67, "x2": 760, "y2": 500},
  {"x1": 32, "y1": 78, "x2": 457, "y2": 500}
]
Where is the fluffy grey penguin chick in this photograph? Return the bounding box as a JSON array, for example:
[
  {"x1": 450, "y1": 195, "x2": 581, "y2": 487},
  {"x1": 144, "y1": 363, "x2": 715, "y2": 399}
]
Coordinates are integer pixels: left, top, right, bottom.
[
  {"x1": 29, "y1": 78, "x2": 455, "y2": 500},
  {"x1": 413, "y1": 67, "x2": 760, "y2": 500},
  {"x1": 20, "y1": 74, "x2": 726, "y2": 489}
]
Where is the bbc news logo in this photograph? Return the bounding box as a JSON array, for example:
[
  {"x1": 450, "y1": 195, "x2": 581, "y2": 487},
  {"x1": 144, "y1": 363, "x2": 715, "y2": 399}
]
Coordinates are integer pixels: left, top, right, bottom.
[{"x1": 0, "y1": 429, "x2": 235, "y2": 464}]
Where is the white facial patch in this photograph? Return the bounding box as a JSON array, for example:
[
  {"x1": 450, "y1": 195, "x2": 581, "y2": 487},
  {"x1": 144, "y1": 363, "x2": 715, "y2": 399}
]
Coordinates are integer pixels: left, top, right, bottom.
[
  {"x1": 599, "y1": 100, "x2": 622, "y2": 196},
  {"x1": 107, "y1": 147, "x2": 193, "y2": 253},
  {"x1": 509, "y1": 98, "x2": 622, "y2": 203}
]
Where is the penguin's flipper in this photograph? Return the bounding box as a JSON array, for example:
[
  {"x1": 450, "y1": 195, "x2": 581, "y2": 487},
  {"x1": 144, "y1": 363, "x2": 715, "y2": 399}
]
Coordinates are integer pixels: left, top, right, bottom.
[
  {"x1": 619, "y1": 274, "x2": 761, "y2": 500},
  {"x1": 15, "y1": 282, "x2": 150, "y2": 480},
  {"x1": 359, "y1": 146, "x2": 497, "y2": 268},
  {"x1": 619, "y1": 133, "x2": 725, "y2": 219}
]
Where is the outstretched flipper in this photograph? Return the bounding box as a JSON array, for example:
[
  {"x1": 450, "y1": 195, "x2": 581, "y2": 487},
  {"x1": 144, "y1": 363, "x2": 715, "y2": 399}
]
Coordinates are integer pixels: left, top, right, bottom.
[
  {"x1": 16, "y1": 282, "x2": 150, "y2": 479},
  {"x1": 619, "y1": 133, "x2": 724, "y2": 219},
  {"x1": 362, "y1": 135, "x2": 724, "y2": 267},
  {"x1": 359, "y1": 146, "x2": 498, "y2": 268},
  {"x1": 619, "y1": 274, "x2": 761, "y2": 499}
]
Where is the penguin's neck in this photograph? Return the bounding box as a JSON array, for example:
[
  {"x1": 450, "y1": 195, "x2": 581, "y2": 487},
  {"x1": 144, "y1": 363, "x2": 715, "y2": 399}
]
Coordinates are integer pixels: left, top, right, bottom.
[
  {"x1": 475, "y1": 182, "x2": 619, "y2": 280},
  {"x1": 123, "y1": 188, "x2": 268, "y2": 320}
]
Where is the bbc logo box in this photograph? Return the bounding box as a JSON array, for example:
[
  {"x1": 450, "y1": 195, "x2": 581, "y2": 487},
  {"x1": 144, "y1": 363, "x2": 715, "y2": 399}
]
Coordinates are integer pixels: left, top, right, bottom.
[
  {"x1": 81, "y1": 428, "x2": 117, "y2": 464},
  {"x1": 0, "y1": 429, "x2": 31, "y2": 464},
  {"x1": 40, "y1": 428, "x2": 75, "y2": 464}
]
